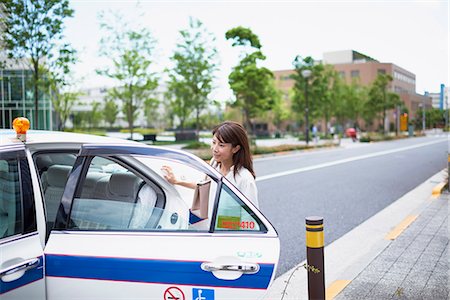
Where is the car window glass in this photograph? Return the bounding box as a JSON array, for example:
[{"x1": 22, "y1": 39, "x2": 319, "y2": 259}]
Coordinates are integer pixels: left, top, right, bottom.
[
  {"x1": 214, "y1": 183, "x2": 265, "y2": 232},
  {"x1": 34, "y1": 152, "x2": 77, "y2": 223},
  {"x1": 0, "y1": 157, "x2": 22, "y2": 239},
  {"x1": 68, "y1": 156, "x2": 218, "y2": 232}
]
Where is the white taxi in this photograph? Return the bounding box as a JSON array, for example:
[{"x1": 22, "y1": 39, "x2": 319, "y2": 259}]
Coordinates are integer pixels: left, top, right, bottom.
[{"x1": 0, "y1": 121, "x2": 280, "y2": 300}]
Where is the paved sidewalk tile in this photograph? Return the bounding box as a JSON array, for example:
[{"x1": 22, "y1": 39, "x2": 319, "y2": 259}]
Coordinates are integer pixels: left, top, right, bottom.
[{"x1": 335, "y1": 194, "x2": 448, "y2": 300}]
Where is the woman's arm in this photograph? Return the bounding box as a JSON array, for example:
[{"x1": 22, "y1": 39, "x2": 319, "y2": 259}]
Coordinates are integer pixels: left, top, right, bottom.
[{"x1": 161, "y1": 165, "x2": 196, "y2": 189}]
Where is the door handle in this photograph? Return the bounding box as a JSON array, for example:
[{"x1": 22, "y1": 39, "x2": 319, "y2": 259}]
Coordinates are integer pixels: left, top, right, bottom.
[
  {"x1": 0, "y1": 257, "x2": 40, "y2": 279},
  {"x1": 201, "y1": 262, "x2": 260, "y2": 274}
]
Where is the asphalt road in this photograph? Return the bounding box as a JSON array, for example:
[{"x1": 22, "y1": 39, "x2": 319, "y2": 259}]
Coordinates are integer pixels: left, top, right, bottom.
[{"x1": 254, "y1": 136, "x2": 448, "y2": 276}]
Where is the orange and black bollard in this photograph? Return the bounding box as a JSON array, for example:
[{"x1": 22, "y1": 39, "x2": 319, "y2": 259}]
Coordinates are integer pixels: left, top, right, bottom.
[{"x1": 306, "y1": 216, "x2": 325, "y2": 300}]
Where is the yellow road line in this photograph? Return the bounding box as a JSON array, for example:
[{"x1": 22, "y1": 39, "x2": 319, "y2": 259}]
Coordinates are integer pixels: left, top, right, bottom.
[
  {"x1": 385, "y1": 215, "x2": 418, "y2": 240},
  {"x1": 326, "y1": 280, "x2": 351, "y2": 299},
  {"x1": 432, "y1": 182, "x2": 446, "y2": 197}
]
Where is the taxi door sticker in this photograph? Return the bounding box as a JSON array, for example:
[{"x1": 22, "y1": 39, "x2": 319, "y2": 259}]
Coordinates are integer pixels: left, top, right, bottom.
[
  {"x1": 192, "y1": 288, "x2": 214, "y2": 300},
  {"x1": 164, "y1": 286, "x2": 185, "y2": 300},
  {"x1": 216, "y1": 215, "x2": 241, "y2": 229}
]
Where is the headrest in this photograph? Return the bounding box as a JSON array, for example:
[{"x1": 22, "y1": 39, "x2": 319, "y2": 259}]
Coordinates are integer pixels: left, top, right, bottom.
[
  {"x1": 0, "y1": 161, "x2": 8, "y2": 172},
  {"x1": 35, "y1": 155, "x2": 53, "y2": 171},
  {"x1": 108, "y1": 173, "x2": 140, "y2": 197},
  {"x1": 46, "y1": 165, "x2": 72, "y2": 188},
  {"x1": 137, "y1": 184, "x2": 157, "y2": 206}
]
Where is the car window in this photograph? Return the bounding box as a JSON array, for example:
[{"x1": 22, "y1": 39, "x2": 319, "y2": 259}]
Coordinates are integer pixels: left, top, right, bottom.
[
  {"x1": 214, "y1": 183, "x2": 266, "y2": 232},
  {"x1": 34, "y1": 152, "x2": 77, "y2": 224},
  {"x1": 68, "y1": 156, "x2": 202, "y2": 231},
  {"x1": 0, "y1": 157, "x2": 22, "y2": 239},
  {"x1": 0, "y1": 151, "x2": 36, "y2": 240},
  {"x1": 64, "y1": 154, "x2": 265, "y2": 234}
]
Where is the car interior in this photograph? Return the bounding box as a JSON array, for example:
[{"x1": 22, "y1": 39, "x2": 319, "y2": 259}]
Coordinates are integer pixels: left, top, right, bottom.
[{"x1": 34, "y1": 152, "x2": 166, "y2": 232}]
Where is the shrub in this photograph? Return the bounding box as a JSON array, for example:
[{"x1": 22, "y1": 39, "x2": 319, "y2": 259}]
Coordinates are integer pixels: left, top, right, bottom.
[{"x1": 182, "y1": 141, "x2": 210, "y2": 150}]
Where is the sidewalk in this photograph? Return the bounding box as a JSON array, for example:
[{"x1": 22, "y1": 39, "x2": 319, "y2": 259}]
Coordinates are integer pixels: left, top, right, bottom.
[
  {"x1": 335, "y1": 191, "x2": 448, "y2": 299},
  {"x1": 264, "y1": 169, "x2": 448, "y2": 300}
]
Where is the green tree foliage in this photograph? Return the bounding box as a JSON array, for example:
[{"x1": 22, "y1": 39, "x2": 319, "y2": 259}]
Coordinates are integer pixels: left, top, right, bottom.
[
  {"x1": 312, "y1": 64, "x2": 341, "y2": 135},
  {"x1": 367, "y1": 74, "x2": 401, "y2": 134},
  {"x1": 414, "y1": 107, "x2": 447, "y2": 129},
  {"x1": 166, "y1": 18, "x2": 217, "y2": 136},
  {"x1": 164, "y1": 81, "x2": 192, "y2": 131},
  {"x1": 90, "y1": 102, "x2": 103, "y2": 129},
  {"x1": 104, "y1": 98, "x2": 119, "y2": 128},
  {"x1": 226, "y1": 26, "x2": 278, "y2": 133},
  {"x1": 334, "y1": 81, "x2": 368, "y2": 131},
  {"x1": 52, "y1": 90, "x2": 81, "y2": 130},
  {"x1": 143, "y1": 97, "x2": 160, "y2": 128},
  {"x1": 41, "y1": 45, "x2": 80, "y2": 131},
  {"x1": 97, "y1": 11, "x2": 158, "y2": 139},
  {"x1": 291, "y1": 56, "x2": 316, "y2": 128},
  {"x1": 1, "y1": 0, "x2": 74, "y2": 129}
]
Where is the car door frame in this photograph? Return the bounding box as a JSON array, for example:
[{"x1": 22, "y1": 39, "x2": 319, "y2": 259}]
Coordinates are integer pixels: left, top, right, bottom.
[{"x1": 0, "y1": 144, "x2": 46, "y2": 299}]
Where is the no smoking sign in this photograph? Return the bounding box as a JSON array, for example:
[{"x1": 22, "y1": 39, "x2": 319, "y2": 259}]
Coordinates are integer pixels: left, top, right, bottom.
[{"x1": 164, "y1": 286, "x2": 185, "y2": 300}]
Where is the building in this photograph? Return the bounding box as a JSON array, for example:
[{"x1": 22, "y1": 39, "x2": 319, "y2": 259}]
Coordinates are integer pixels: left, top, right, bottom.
[
  {"x1": 73, "y1": 85, "x2": 168, "y2": 129},
  {"x1": 273, "y1": 50, "x2": 432, "y2": 131},
  {"x1": 425, "y1": 84, "x2": 448, "y2": 110},
  {"x1": 0, "y1": 4, "x2": 53, "y2": 130},
  {"x1": 0, "y1": 65, "x2": 54, "y2": 130}
]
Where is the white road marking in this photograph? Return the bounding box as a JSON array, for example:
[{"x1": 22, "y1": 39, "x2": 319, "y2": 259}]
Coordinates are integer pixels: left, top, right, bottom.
[{"x1": 256, "y1": 139, "x2": 446, "y2": 182}]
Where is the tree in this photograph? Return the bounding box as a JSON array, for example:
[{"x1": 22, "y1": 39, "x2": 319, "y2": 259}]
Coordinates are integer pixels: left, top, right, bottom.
[
  {"x1": 166, "y1": 18, "x2": 217, "y2": 138},
  {"x1": 43, "y1": 44, "x2": 80, "y2": 131},
  {"x1": 334, "y1": 81, "x2": 368, "y2": 131},
  {"x1": 52, "y1": 90, "x2": 81, "y2": 130},
  {"x1": 1, "y1": 0, "x2": 74, "y2": 129},
  {"x1": 226, "y1": 26, "x2": 278, "y2": 133},
  {"x1": 291, "y1": 56, "x2": 316, "y2": 132},
  {"x1": 312, "y1": 64, "x2": 341, "y2": 135},
  {"x1": 104, "y1": 98, "x2": 119, "y2": 128},
  {"x1": 143, "y1": 97, "x2": 160, "y2": 128},
  {"x1": 367, "y1": 74, "x2": 401, "y2": 133},
  {"x1": 97, "y1": 11, "x2": 158, "y2": 140},
  {"x1": 164, "y1": 80, "x2": 192, "y2": 131},
  {"x1": 89, "y1": 102, "x2": 103, "y2": 129}
]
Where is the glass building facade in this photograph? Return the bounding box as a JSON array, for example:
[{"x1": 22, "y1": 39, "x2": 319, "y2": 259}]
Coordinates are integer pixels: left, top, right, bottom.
[{"x1": 0, "y1": 69, "x2": 53, "y2": 130}]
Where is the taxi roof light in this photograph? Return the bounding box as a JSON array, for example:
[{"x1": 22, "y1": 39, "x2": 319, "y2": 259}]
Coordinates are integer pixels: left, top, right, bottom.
[{"x1": 12, "y1": 117, "x2": 30, "y2": 142}]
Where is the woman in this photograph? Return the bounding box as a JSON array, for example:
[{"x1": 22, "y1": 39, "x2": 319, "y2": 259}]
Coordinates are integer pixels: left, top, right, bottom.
[{"x1": 162, "y1": 121, "x2": 258, "y2": 207}]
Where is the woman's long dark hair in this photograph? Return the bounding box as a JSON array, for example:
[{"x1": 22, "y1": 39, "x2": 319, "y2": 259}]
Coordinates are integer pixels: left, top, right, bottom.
[{"x1": 212, "y1": 121, "x2": 255, "y2": 179}]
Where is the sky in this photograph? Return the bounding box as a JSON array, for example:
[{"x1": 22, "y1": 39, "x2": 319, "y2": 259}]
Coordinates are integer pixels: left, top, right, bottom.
[{"x1": 66, "y1": 0, "x2": 449, "y2": 101}]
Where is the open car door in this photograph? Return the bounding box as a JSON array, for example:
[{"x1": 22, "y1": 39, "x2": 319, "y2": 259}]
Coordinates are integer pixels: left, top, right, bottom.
[{"x1": 45, "y1": 144, "x2": 280, "y2": 300}]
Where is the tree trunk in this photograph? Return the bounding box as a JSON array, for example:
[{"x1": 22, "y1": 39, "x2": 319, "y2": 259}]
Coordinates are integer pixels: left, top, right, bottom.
[
  {"x1": 33, "y1": 60, "x2": 39, "y2": 129},
  {"x1": 382, "y1": 89, "x2": 387, "y2": 135},
  {"x1": 195, "y1": 107, "x2": 200, "y2": 142},
  {"x1": 129, "y1": 100, "x2": 134, "y2": 140},
  {"x1": 244, "y1": 108, "x2": 253, "y2": 135}
]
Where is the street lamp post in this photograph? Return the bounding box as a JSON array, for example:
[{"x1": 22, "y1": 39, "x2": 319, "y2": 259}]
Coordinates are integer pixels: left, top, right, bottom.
[
  {"x1": 301, "y1": 69, "x2": 312, "y2": 145},
  {"x1": 419, "y1": 100, "x2": 426, "y2": 132},
  {"x1": 422, "y1": 100, "x2": 426, "y2": 132}
]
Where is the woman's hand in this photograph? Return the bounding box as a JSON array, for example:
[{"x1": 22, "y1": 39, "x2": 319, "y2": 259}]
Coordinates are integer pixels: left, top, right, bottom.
[{"x1": 161, "y1": 165, "x2": 178, "y2": 184}]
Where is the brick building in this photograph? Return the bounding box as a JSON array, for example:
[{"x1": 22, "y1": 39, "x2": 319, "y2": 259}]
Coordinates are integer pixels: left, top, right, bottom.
[{"x1": 273, "y1": 50, "x2": 432, "y2": 132}]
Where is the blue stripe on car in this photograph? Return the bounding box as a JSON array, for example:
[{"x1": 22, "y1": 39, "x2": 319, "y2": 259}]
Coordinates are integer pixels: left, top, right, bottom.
[
  {"x1": 46, "y1": 254, "x2": 273, "y2": 289},
  {"x1": 0, "y1": 257, "x2": 44, "y2": 295}
]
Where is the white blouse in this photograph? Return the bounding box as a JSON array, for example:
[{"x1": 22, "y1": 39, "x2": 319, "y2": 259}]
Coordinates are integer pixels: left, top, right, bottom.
[{"x1": 211, "y1": 160, "x2": 259, "y2": 208}]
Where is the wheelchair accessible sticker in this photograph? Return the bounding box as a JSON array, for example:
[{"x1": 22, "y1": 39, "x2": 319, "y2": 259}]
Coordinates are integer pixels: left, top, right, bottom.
[{"x1": 192, "y1": 288, "x2": 214, "y2": 300}]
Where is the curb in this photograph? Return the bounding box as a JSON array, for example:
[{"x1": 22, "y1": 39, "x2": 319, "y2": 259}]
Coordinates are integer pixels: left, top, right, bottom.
[{"x1": 432, "y1": 181, "x2": 447, "y2": 197}]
